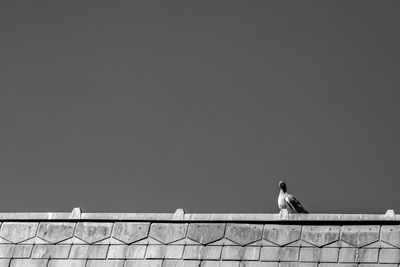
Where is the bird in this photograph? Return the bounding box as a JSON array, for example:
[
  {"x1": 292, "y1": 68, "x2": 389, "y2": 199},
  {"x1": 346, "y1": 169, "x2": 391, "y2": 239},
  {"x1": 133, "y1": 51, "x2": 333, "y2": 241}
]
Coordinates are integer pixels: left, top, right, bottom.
[{"x1": 278, "y1": 181, "x2": 309, "y2": 213}]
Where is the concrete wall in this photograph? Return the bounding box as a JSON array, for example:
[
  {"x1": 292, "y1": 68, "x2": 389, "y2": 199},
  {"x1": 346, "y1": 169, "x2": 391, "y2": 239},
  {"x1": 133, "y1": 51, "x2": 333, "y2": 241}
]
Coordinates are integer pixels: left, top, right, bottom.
[{"x1": 0, "y1": 210, "x2": 398, "y2": 266}]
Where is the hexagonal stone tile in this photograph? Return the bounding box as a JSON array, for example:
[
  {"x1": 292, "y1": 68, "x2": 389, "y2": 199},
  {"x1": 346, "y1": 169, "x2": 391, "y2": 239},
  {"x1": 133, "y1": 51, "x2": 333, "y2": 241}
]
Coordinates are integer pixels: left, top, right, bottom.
[
  {"x1": 149, "y1": 223, "x2": 187, "y2": 244},
  {"x1": 37, "y1": 223, "x2": 75, "y2": 244},
  {"x1": 112, "y1": 223, "x2": 150, "y2": 244},
  {"x1": 0, "y1": 223, "x2": 38, "y2": 243},
  {"x1": 187, "y1": 223, "x2": 225, "y2": 245},
  {"x1": 74, "y1": 223, "x2": 112, "y2": 244},
  {"x1": 225, "y1": 224, "x2": 263, "y2": 246},
  {"x1": 381, "y1": 225, "x2": 400, "y2": 248},
  {"x1": 341, "y1": 225, "x2": 380, "y2": 247},
  {"x1": 263, "y1": 225, "x2": 301, "y2": 246},
  {"x1": 302, "y1": 226, "x2": 340, "y2": 247}
]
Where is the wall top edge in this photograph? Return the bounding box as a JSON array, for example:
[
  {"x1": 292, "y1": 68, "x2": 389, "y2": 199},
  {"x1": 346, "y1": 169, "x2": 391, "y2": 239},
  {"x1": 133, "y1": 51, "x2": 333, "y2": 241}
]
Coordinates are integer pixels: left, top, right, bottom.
[{"x1": 0, "y1": 210, "x2": 397, "y2": 222}]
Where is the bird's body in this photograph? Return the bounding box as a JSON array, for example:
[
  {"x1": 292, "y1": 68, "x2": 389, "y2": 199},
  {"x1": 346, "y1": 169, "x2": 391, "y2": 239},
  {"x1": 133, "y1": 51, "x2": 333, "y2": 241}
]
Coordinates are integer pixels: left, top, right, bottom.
[{"x1": 278, "y1": 181, "x2": 308, "y2": 213}]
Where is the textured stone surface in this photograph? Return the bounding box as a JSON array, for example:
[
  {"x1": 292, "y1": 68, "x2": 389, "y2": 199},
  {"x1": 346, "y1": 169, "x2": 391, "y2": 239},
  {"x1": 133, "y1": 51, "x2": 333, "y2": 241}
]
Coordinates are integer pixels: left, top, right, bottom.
[
  {"x1": 37, "y1": 223, "x2": 75, "y2": 244},
  {"x1": 260, "y1": 247, "x2": 299, "y2": 261},
  {"x1": 341, "y1": 225, "x2": 380, "y2": 247},
  {"x1": 263, "y1": 225, "x2": 301, "y2": 246},
  {"x1": 381, "y1": 225, "x2": 400, "y2": 248},
  {"x1": 48, "y1": 260, "x2": 86, "y2": 267},
  {"x1": 225, "y1": 224, "x2": 263, "y2": 246},
  {"x1": 299, "y1": 247, "x2": 339, "y2": 262},
  {"x1": 31, "y1": 245, "x2": 70, "y2": 259},
  {"x1": 0, "y1": 244, "x2": 13, "y2": 258},
  {"x1": 149, "y1": 223, "x2": 187, "y2": 244},
  {"x1": 379, "y1": 249, "x2": 400, "y2": 263},
  {"x1": 124, "y1": 260, "x2": 163, "y2": 267},
  {"x1": 183, "y1": 245, "x2": 222, "y2": 260},
  {"x1": 187, "y1": 223, "x2": 225, "y2": 244},
  {"x1": 145, "y1": 245, "x2": 184, "y2": 259},
  {"x1": 13, "y1": 244, "x2": 33, "y2": 258},
  {"x1": 70, "y1": 245, "x2": 108, "y2": 259},
  {"x1": 74, "y1": 223, "x2": 112, "y2": 244},
  {"x1": 0, "y1": 223, "x2": 38, "y2": 243},
  {"x1": 10, "y1": 259, "x2": 48, "y2": 267},
  {"x1": 302, "y1": 226, "x2": 339, "y2": 247},
  {"x1": 163, "y1": 260, "x2": 201, "y2": 267},
  {"x1": 338, "y1": 248, "x2": 378, "y2": 263},
  {"x1": 112, "y1": 222, "x2": 150, "y2": 244},
  {"x1": 107, "y1": 245, "x2": 146, "y2": 259},
  {"x1": 202, "y1": 261, "x2": 240, "y2": 267},
  {"x1": 242, "y1": 263, "x2": 278, "y2": 267},
  {"x1": 0, "y1": 213, "x2": 399, "y2": 265},
  {"x1": 0, "y1": 260, "x2": 10, "y2": 267},
  {"x1": 86, "y1": 260, "x2": 124, "y2": 267},
  {"x1": 221, "y1": 246, "x2": 260, "y2": 260}
]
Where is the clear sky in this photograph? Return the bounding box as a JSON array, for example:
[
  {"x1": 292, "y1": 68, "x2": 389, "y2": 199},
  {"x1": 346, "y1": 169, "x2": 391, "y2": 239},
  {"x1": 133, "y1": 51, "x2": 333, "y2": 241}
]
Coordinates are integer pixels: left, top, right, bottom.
[{"x1": 1, "y1": 1, "x2": 399, "y2": 214}]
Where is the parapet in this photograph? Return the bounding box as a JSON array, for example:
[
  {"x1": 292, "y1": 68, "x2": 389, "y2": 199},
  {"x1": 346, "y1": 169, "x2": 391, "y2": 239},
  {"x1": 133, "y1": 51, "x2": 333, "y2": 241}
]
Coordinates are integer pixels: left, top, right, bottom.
[{"x1": 0, "y1": 209, "x2": 398, "y2": 266}]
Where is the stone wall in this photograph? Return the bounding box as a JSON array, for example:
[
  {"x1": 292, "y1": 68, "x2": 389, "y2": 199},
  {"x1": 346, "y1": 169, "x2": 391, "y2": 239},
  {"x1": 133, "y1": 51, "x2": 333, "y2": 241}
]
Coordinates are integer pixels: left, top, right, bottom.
[{"x1": 0, "y1": 209, "x2": 398, "y2": 266}]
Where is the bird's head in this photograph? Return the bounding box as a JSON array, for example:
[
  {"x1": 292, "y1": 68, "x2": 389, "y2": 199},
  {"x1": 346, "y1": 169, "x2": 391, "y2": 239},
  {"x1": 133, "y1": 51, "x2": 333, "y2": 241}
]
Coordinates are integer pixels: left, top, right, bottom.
[{"x1": 279, "y1": 181, "x2": 287, "y2": 192}]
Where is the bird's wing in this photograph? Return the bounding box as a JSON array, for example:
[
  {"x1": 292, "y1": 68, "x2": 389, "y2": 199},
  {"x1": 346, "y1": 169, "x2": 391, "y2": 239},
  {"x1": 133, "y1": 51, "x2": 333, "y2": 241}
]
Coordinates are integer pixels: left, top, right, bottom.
[{"x1": 285, "y1": 194, "x2": 309, "y2": 213}]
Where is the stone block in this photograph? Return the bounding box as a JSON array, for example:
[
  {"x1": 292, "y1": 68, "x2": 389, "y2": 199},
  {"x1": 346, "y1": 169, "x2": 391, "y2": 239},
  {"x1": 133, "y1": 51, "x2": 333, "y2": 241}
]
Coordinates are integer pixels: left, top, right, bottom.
[
  {"x1": 260, "y1": 247, "x2": 299, "y2": 261},
  {"x1": 301, "y1": 226, "x2": 339, "y2": 247},
  {"x1": 299, "y1": 247, "x2": 338, "y2": 262},
  {"x1": 378, "y1": 248, "x2": 400, "y2": 263},
  {"x1": 225, "y1": 224, "x2": 263, "y2": 246},
  {"x1": 221, "y1": 246, "x2": 260, "y2": 261},
  {"x1": 318, "y1": 264, "x2": 357, "y2": 267},
  {"x1": 12, "y1": 245, "x2": 33, "y2": 258},
  {"x1": 107, "y1": 245, "x2": 126, "y2": 259},
  {"x1": 0, "y1": 244, "x2": 14, "y2": 258},
  {"x1": 263, "y1": 225, "x2": 301, "y2": 246},
  {"x1": 279, "y1": 263, "x2": 317, "y2": 267},
  {"x1": 126, "y1": 245, "x2": 147, "y2": 259},
  {"x1": 86, "y1": 260, "x2": 124, "y2": 267},
  {"x1": 107, "y1": 244, "x2": 146, "y2": 259},
  {"x1": 341, "y1": 226, "x2": 380, "y2": 247},
  {"x1": 0, "y1": 260, "x2": 10, "y2": 267},
  {"x1": 74, "y1": 223, "x2": 112, "y2": 244},
  {"x1": 338, "y1": 248, "x2": 378, "y2": 263},
  {"x1": 187, "y1": 223, "x2": 225, "y2": 245},
  {"x1": 0, "y1": 223, "x2": 38, "y2": 243},
  {"x1": 10, "y1": 259, "x2": 48, "y2": 267},
  {"x1": 149, "y1": 223, "x2": 187, "y2": 244},
  {"x1": 241, "y1": 262, "x2": 278, "y2": 267},
  {"x1": 124, "y1": 260, "x2": 163, "y2": 267},
  {"x1": 37, "y1": 223, "x2": 75, "y2": 244},
  {"x1": 31, "y1": 245, "x2": 70, "y2": 259},
  {"x1": 69, "y1": 244, "x2": 108, "y2": 259},
  {"x1": 48, "y1": 260, "x2": 87, "y2": 267},
  {"x1": 201, "y1": 261, "x2": 240, "y2": 267},
  {"x1": 112, "y1": 223, "x2": 150, "y2": 244},
  {"x1": 163, "y1": 260, "x2": 201, "y2": 267},
  {"x1": 145, "y1": 245, "x2": 184, "y2": 259},
  {"x1": 381, "y1": 226, "x2": 400, "y2": 248},
  {"x1": 183, "y1": 245, "x2": 222, "y2": 260}
]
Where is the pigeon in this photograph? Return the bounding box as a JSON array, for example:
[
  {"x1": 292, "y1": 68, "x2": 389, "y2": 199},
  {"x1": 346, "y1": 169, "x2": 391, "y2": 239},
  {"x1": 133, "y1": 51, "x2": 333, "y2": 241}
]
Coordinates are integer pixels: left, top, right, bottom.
[{"x1": 278, "y1": 181, "x2": 309, "y2": 213}]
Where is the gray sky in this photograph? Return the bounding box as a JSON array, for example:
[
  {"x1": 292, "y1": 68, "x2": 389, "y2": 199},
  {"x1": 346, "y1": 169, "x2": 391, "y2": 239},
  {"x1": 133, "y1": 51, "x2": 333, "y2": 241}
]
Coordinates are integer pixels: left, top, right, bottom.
[{"x1": 1, "y1": 1, "x2": 399, "y2": 214}]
